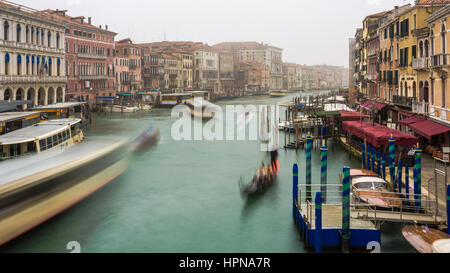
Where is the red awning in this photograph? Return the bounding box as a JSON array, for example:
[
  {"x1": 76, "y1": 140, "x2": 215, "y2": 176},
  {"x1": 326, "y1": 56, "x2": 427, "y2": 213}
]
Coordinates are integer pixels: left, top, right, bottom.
[
  {"x1": 339, "y1": 110, "x2": 369, "y2": 121},
  {"x1": 361, "y1": 101, "x2": 387, "y2": 111},
  {"x1": 408, "y1": 120, "x2": 450, "y2": 140},
  {"x1": 342, "y1": 121, "x2": 418, "y2": 148},
  {"x1": 398, "y1": 109, "x2": 414, "y2": 118},
  {"x1": 398, "y1": 116, "x2": 427, "y2": 126}
]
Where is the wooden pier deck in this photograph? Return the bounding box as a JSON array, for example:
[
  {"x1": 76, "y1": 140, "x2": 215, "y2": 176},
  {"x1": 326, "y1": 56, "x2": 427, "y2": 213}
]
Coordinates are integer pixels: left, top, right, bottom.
[{"x1": 299, "y1": 204, "x2": 377, "y2": 229}]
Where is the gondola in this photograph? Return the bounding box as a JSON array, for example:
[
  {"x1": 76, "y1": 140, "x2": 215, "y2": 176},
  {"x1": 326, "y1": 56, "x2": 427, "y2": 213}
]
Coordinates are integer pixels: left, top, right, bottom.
[{"x1": 239, "y1": 163, "x2": 279, "y2": 198}]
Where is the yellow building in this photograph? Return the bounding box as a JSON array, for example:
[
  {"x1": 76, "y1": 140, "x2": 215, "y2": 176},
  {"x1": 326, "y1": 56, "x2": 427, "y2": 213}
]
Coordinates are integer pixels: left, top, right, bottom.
[
  {"x1": 427, "y1": 4, "x2": 450, "y2": 124},
  {"x1": 361, "y1": 12, "x2": 387, "y2": 96},
  {"x1": 173, "y1": 51, "x2": 193, "y2": 90}
]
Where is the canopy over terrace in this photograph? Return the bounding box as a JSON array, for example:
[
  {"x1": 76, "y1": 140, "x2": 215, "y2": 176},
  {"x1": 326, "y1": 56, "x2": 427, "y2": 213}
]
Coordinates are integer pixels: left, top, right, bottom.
[
  {"x1": 358, "y1": 100, "x2": 388, "y2": 111},
  {"x1": 339, "y1": 110, "x2": 369, "y2": 122},
  {"x1": 408, "y1": 120, "x2": 450, "y2": 140},
  {"x1": 342, "y1": 121, "x2": 418, "y2": 148},
  {"x1": 398, "y1": 116, "x2": 427, "y2": 126}
]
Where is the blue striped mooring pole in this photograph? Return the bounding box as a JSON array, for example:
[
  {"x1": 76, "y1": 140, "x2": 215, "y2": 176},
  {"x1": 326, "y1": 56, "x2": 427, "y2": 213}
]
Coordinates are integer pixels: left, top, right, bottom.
[
  {"x1": 367, "y1": 143, "x2": 371, "y2": 171},
  {"x1": 405, "y1": 164, "x2": 410, "y2": 206},
  {"x1": 342, "y1": 166, "x2": 351, "y2": 253},
  {"x1": 389, "y1": 135, "x2": 396, "y2": 191},
  {"x1": 362, "y1": 143, "x2": 366, "y2": 170},
  {"x1": 315, "y1": 192, "x2": 322, "y2": 253},
  {"x1": 293, "y1": 164, "x2": 299, "y2": 221},
  {"x1": 306, "y1": 133, "x2": 312, "y2": 203},
  {"x1": 377, "y1": 149, "x2": 381, "y2": 177},
  {"x1": 321, "y1": 141, "x2": 328, "y2": 203},
  {"x1": 414, "y1": 143, "x2": 422, "y2": 210},
  {"x1": 371, "y1": 147, "x2": 375, "y2": 173},
  {"x1": 382, "y1": 152, "x2": 386, "y2": 180}
]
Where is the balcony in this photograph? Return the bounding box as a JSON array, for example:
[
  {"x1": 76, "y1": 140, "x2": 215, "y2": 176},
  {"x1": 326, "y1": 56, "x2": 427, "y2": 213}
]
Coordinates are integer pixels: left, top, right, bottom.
[
  {"x1": 393, "y1": 95, "x2": 415, "y2": 108},
  {"x1": 412, "y1": 101, "x2": 430, "y2": 115},
  {"x1": 79, "y1": 75, "x2": 109, "y2": 80},
  {"x1": 412, "y1": 57, "x2": 429, "y2": 70},
  {"x1": 77, "y1": 53, "x2": 107, "y2": 60},
  {"x1": 0, "y1": 75, "x2": 67, "y2": 84},
  {"x1": 430, "y1": 105, "x2": 450, "y2": 123},
  {"x1": 0, "y1": 40, "x2": 65, "y2": 55},
  {"x1": 431, "y1": 54, "x2": 450, "y2": 68},
  {"x1": 366, "y1": 73, "x2": 378, "y2": 81}
]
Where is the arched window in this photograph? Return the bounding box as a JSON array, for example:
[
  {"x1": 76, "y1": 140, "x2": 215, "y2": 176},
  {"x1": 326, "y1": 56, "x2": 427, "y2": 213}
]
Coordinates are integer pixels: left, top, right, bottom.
[
  {"x1": 48, "y1": 31, "x2": 52, "y2": 47},
  {"x1": 5, "y1": 53, "x2": 10, "y2": 75},
  {"x1": 4, "y1": 21, "x2": 9, "y2": 41},
  {"x1": 48, "y1": 58, "x2": 52, "y2": 76},
  {"x1": 17, "y1": 54, "x2": 22, "y2": 75},
  {"x1": 425, "y1": 40, "x2": 429, "y2": 57},
  {"x1": 442, "y1": 22, "x2": 446, "y2": 54},
  {"x1": 16, "y1": 24, "x2": 21, "y2": 43},
  {"x1": 36, "y1": 28, "x2": 40, "y2": 44},
  {"x1": 31, "y1": 27, "x2": 34, "y2": 44},
  {"x1": 57, "y1": 58, "x2": 61, "y2": 76},
  {"x1": 412, "y1": 81, "x2": 417, "y2": 100},
  {"x1": 31, "y1": 56, "x2": 35, "y2": 75},
  {"x1": 430, "y1": 31, "x2": 434, "y2": 56},
  {"x1": 419, "y1": 41, "x2": 424, "y2": 58},
  {"x1": 26, "y1": 26, "x2": 29, "y2": 43},
  {"x1": 26, "y1": 55, "x2": 30, "y2": 75},
  {"x1": 56, "y1": 33, "x2": 60, "y2": 49},
  {"x1": 41, "y1": 30, "x2": 44, "y2": 45}
]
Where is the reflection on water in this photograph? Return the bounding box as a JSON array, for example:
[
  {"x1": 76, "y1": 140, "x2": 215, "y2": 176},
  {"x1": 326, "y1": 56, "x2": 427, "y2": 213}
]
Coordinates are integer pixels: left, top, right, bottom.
[{"x1": 0, "y1": 91, "x2": 416, "y2": 253}]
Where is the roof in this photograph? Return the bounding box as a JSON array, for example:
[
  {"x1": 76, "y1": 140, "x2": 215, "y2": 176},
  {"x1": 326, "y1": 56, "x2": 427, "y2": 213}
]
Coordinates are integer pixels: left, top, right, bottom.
[
  {"x1": 213, "y1": 41, "x2": 283, "y2": 51},
  {"x1": 0, "y1": 112, "x2": 40, "y2": 123},
  {"x1": 359, "y1": 100, "x2": 388, "y2": 111},
  {"x1": 339, "y1": 110, "x2": 369, "y2": 121},
  {"x1": 398, "y1": 116, "x2": 427, "y2": 126},
  {"x1": 408, "y1": 119, "x2": 450, "y2": 140},
  {"x1": 39, "y1": 9, "x2": 117, "y2": 35},
  {"x1": 0, "y1": 119, "x2": 81, "y2": 145},
  {"x1": 416, "y1": 0, "x2": 450, "y2": 5},
  {"x1": 352, "y1": 176, "x2": 387, "y2": 185},
  {"x1": 342, "y1": 121, "x2": 418, "y2": 148},
  {"x1": 31, "y1": 102, "x2": 87, "y2": 110}
]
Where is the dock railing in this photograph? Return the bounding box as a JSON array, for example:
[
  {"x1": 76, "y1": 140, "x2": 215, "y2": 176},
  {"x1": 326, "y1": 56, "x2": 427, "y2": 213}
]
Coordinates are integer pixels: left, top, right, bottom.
[{"x1": 350, "y1": 186, "x2": 444, "y2": 225}]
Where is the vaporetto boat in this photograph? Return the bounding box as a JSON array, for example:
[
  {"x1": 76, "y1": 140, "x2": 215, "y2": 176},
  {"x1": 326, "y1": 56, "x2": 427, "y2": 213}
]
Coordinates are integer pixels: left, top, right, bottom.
[{"x1": 0, "y1": 119, "x2": 85, "y2": 161}]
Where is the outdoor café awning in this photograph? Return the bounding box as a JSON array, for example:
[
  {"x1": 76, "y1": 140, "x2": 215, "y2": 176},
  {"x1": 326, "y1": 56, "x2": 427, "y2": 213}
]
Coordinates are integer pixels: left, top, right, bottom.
[
  {"x1": 408, "y1": 120, "x2": 450, "y2": 140},
  {"x1": 398, "y1": 116, "x2": 427, "y2": 126},
  {"x1": 360, "y1": 101, "x2": 388, "y2": 111},
  {"x1": 342, "y1": 121, "x2": 418, "y2": 148},
  {"x1": 339, "y1": 110, "x2": 369, "y2": 122}
]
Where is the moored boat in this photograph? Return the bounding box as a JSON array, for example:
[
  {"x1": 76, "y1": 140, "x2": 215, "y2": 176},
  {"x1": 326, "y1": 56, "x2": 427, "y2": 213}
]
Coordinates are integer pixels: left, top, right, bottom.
[
  {"x1": 350, "y1": 169, "x2": 402, "y2": 209},
  {"x1": 402, "y1": 225, "x2": 450, "y2": 253},
  {"x1": 105, "y1": 105, "x2": 138, "y2": 113}
]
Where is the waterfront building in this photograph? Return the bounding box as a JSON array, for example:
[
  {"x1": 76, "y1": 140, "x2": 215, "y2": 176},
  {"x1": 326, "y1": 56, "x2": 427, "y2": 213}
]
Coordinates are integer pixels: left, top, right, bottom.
[
  {"x1": 172, "y1": 51, "x2": 194, "y2": 91},
  {"x1": 424, "y1": 3, "x2": 450, "y2": 125},
  {"x1": 212, "y1": 42, "x2": 283, "y2": 90},
  {"x1": 360, "y1": 11, "x2": 388, "y2": 97},
  {"x1": 234, "y1": 61, "x2": 266, "y2": 93},
  {"x1": 141, "y1": 47, "x2": 160, "y2": 91},
  {"x1": 353, "y1": 28, "x2": 363, "y2": 100},
  {"x1": 115, "y1": 38, "x2": 142, "y2": 94},
  {"x1": 43, "y1": 9, "x2": 116, "y2": 102},
  {"x1": 193, "y1": 45, "x2": 220, "y2": 94},
  {"x1": 159, "y1": 53, "x2": 183, "y2": 92},
  {"x1": 283, "y1": 63, "x2": 298, "y2": 91},
  {"x1": 218, "y1": 51, "x2": 234, "y2": 95},
  {"x1": 0, "y1": 2, "x2": 67, "y2": 107}
]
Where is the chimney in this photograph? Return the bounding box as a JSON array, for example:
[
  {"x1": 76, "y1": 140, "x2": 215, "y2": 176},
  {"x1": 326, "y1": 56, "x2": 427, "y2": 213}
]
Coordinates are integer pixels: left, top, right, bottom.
[
  {"x1": 99, "y1": 25, "x2": 102, "y2": 29},
  {"x1": 106, "y1": 25, "x2": 108, "y2": 31},
  {"x1": 88, "y1": 17, "x2": 92, "y2": 25}
]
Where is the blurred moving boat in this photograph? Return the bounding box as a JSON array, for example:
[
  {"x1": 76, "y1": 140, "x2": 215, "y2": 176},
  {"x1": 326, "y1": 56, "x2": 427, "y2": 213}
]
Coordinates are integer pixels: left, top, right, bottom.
[
  {"x1": 350, "y1": 169, "x2": 402, "y2": 209},
  {"x1": 0, "y1": 125, "x2": 160, "y2": 246},
  {"x1": 269, "y1": 90, "x2": 288, "y2": 98},
  {"x1": 0, "y1": 119, "x2": 84, "y2": 161},
  {"x1": 402, "y1": 226, "x2": 450, "y2": 253},
  {"x1": 186, "y1": 99, "x2": 219, "y2": 120}
]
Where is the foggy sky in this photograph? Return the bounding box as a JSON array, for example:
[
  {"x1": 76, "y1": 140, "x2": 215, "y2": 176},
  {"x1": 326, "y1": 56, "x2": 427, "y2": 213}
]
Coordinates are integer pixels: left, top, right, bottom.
[{"x1": 18, "y1": 0, "x2": 413, "y2": 67}]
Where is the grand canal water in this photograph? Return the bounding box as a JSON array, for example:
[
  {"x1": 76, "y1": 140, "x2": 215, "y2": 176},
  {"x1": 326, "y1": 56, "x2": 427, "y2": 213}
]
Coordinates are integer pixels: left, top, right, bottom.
[{"x1": 0, "y1": 91, "x2": 415, "y2": 253}]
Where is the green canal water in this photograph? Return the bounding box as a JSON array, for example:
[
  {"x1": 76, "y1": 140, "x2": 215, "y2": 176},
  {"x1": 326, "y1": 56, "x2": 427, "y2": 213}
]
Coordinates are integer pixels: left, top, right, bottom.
[{"x1": 0, "y1": 92, "x2": 415, "y2": 253}]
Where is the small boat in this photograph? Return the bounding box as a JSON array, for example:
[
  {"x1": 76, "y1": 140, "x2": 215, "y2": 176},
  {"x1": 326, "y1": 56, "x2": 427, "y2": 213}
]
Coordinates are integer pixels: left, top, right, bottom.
[
  {"x1": 350, "y1": 169, "x2": 402, "y2": 209},
  {"x1": 186, "y1": 99, "x2": 218, "y2": 120},
  {"x1": 269, "y1": 90, "x2": 288, "y2": 98},
  {"x1": 105, "y1": 105, "x2": 138, "y2": 113},
  {"x1": 129, "y1": 126, "x2": 160, "y2": 154},
  {"x1": 239, "y1": 160, "x2": 279, "y2": 198},
  {"x1": 402, "y1": 225, "x2": 450, "y2": 253},
  {"x1": 140, "y1": 104, "x2": 153, "y2": 111}
]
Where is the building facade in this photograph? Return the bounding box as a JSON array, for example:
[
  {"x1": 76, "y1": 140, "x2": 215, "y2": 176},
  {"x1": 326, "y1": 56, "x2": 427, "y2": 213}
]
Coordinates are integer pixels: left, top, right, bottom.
[
  {"x1": 0, "y1": 3, "x2": 67, "y2": 106},
  {"x1": 44, "y1": 9, "x2": 116, "y2": 102}
]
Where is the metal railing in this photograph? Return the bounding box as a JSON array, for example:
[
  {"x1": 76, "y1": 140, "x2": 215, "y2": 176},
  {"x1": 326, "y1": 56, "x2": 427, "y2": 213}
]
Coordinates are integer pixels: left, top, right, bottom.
[
  {"x1": 77, "y1": 52, "x2": 107, "y2": 60},
  {"x1": 412, "y1": 101, "x2": 430, "y2": 114},
  {"x1": 0, "y1": 40, "x2": 64, "y2": 54},
  {"x1": 393, "y1": 95, "x2": 415, "y2": 108},
  {"x1": 0, "y1": 75, "x2": 67, "y2": 83}
]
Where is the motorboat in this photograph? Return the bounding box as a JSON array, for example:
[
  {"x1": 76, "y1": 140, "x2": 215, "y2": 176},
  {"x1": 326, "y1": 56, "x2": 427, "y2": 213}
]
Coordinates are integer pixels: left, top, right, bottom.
[
  {"x1": 350, "y1": 169, "x2": 402, "y2": 209},
  {"x1": 402, "y1": 225, "x2": 450, "y2": 253}
]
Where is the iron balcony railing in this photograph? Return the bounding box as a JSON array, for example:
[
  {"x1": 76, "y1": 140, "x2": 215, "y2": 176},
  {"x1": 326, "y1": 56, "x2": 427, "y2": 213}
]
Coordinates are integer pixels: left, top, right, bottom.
[
  {"x1": 393, "y1": 95, "x2": 415, "y2": 108},
  {"x1": 77, "y1": 53, "x2": 107, "y2": 60}
]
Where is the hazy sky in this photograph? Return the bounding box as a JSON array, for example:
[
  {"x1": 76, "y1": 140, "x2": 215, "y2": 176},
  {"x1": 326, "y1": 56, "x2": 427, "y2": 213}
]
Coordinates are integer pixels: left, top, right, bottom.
[{"x1": 19, "y1": 0, "x2": 414, "y2": 67}]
